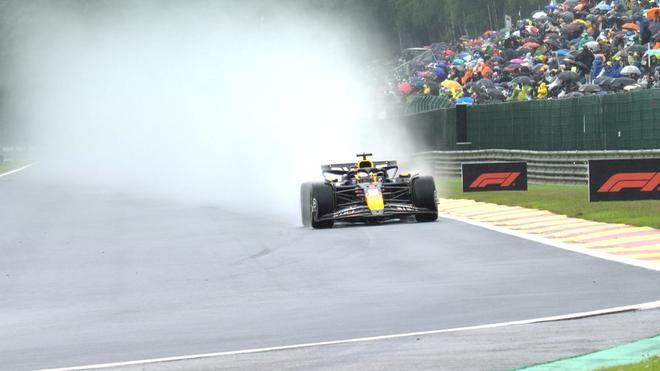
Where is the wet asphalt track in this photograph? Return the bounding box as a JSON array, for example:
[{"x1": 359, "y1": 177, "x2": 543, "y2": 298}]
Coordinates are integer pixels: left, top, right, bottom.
[{"x1": 1, "y1": 170, "x2": 660, "y2": 371}]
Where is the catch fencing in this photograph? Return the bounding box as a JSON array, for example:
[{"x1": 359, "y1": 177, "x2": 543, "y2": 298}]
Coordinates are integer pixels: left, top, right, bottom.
[
  {"x1": 399, "y1": 89, "x2": 659, "y2": 151},
  {"x1": 413, "y1": 149, "x2": 660, "y2": 184}
]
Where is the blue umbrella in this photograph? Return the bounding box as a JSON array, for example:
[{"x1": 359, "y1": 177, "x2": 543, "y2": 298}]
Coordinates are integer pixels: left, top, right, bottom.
[
  {"x1": 544, "y1": 5, "x2": 559, "y2": 11},
  {"x1": 556, "y1": 49, "x2": 570, "y2": 57},
  {"x1": 457, "y1": 97, "x2": 474, "y2": 105},
  {"x1": 433, "y1": 66, "x2": 447, "y2": 79},
  {"x1": 453, "y1": 58, "x2": 465, "y2": 65},
  {"x1": 595, "y1": 2, "x2": 611, "y2": 11}
]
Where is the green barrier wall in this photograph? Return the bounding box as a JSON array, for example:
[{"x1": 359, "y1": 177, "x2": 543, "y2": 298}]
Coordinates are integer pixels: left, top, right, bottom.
[{"x1": 400, "y1": 89, "x2": 659, "y2": 151}]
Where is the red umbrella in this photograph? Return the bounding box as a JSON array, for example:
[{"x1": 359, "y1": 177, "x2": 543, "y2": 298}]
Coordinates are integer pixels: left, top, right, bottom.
[
  {"x1": 525, "y1": 25, "x2": 539, "y2": 34},
  {"x1": 523, "y1": 42, "x2": 540, "y2": 49},
  {"x1": 399, "y1": 82, "x2": 412, "y2": 95}
]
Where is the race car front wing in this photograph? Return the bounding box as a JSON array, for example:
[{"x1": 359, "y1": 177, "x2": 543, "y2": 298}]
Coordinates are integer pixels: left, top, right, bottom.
[{"x1": 317, "y1": 203, "x2": 436, "y2": 222}]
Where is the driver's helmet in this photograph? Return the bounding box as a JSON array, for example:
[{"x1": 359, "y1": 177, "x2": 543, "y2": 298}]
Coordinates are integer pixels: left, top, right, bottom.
[{"x1": 356, "y1": 171, "x2": 371, "y2": 183}]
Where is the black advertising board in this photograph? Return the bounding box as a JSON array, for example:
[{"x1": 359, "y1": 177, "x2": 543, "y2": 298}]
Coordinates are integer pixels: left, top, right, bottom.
[
  {"x1": 588, "y1": 159, "x2": 660, "y2": 202},
  {"x1": 462, "y1": 162, "x2": 527, "y2": 192}
]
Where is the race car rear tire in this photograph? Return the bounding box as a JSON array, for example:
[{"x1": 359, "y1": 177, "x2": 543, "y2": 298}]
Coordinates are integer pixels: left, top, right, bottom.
[
  {"x1": 412, "y1": 176, "x2": 438, "y2": 222},
  {"x1": 300, "y1": 182, "x2": 334, "y2": 229}
]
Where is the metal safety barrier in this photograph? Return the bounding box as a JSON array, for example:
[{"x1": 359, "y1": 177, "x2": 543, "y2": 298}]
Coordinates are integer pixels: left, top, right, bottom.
[{"x1": 413, "y1": 149, "x2": 660, "y2": 184}]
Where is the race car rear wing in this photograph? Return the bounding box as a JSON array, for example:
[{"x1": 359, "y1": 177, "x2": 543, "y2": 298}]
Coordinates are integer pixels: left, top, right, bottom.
[{"x1": 322, "y1": 160, "x2": 398, "y2": 173}]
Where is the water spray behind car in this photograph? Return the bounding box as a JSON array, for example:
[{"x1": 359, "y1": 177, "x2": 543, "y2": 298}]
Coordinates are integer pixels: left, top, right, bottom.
[{"x1": 2, "y1": 1, "x2": 413, "y2": 226}]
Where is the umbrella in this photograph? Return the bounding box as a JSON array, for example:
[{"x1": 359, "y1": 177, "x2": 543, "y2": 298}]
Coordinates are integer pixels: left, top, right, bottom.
[
  {"x1": 456, "y1": 97, "x2": 474, "y2": 105},
  {"x1": 532, "y1": 11, "x2": 548, "y2": 20},
  {"x1": 433, "y1": 67, "x2": 447, "y2": 79},
  {"x1": 594, "y1": 76, "x2": 615, "y2": 89},
  {"x1": 556, "y1": 49, "x2": 570, "y2": 57},
  {"x1": 626, "y1": 44, "x2": 647, "y2": 54},
  {"x1": 511, "y1": 75, "x2": 533, "y2": 85},
  {"x1": 622, "y1": 23, "x2": 640, "y2": 32},
  {"x1": 584, "y1": 41, "x2": 600, "y2": 52},
  {"x1": 545, "y1": 5, "x2": 559, "y2": 11},
  {"x1": 564, "y1": 22, "x2": 583, "y2": 34},
  {"x1": 644, "y1": 49, "x2": 660, "y2": 57},
  {"x1": 476, "y1": 79, "x2": 496, "y2": 89},
  {"x1": 526, "y1": 25, "x2": 539, "y2": 34},
  {"x1": 504, "y1": 64, "x2": 521, "y2": 72},
  {"x1": 620, "y1": 65, "x2": 641, "y2": 76},
  {"x1": 453, "y1": 58, "x2": 465, "y2": 65},
  {"x1": 647, "y1": 7, "x2": 660, "y2": 21},
  {"x1": 399, "y1": 82, "x2": 412, "y2": 95},
  {"x1": 610, "y1": 77, "x2": 637, "y2": 89},
  {"x1": 523, "y1": 42, "x2": 540, "y2": 49},
  {"x1": 510, "y1": 58, "x2": 524, "y2": 64},
  {"x1": 441, "y1": 80, "x2": 462, "y2": 91},
  {"x1": 595, "y1": 2, "x2": 611, "y2": 11},
  {"x1": 533, "y1": 63, "x2": 548, "y2": 72},
  {"x1": 561, "y1": 11, "x2": 575, "y2": 23},
  {"x1": 623, "y1": 84, "x2": 641, "y2": 92},
  {"x1": 575, "y1": 19, "x2": 590, "y2": 27},
  {"x1": 579, "y1": 84, "x2": 601, "y2": 93},
  {"x1": 557, "y1": 71, "x2": 579, "y2": 83}
]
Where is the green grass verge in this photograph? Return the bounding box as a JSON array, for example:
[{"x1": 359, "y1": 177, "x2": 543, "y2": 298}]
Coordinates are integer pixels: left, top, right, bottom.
[
  {"x1": 598, "y1": 356, "x2": 660, "y2": 371},
  {"x1": 0, "y1": 161, "x2": 25, "y2": 174},
  {"x1": 437, "y1": 178, "x2": 660, "y2": 229}
]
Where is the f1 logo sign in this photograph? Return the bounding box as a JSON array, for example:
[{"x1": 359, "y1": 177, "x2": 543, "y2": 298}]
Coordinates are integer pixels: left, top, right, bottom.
[
  {"x1": 597, "y1": 172, "x2": 660, "y2": 193},
  {"x1": 462, "y1": 162, "x2": 527, "y2": 192},
  {"x1": 469, "y1": 172, "x2": 521, "y2": 189},
  {"x1": 589, "y1": 159, "x2": 660, "y2": 202}
]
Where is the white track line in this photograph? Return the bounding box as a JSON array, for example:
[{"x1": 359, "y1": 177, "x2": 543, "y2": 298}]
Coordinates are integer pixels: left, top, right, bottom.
[
  {"x1": 0, "y1": 162, "x2": 36, "y2": 178},
  {"x1": 39, "y1": 300, "x2": 660, "y2": 371},
  {"x1": 440, "y1": 214, "x2": 660, "y2": 272}
]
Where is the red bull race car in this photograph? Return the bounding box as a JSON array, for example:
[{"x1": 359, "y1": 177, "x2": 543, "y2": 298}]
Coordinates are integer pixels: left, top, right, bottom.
[{"x1": 301, "y1": 153, "x2": 438, "y2": 229}]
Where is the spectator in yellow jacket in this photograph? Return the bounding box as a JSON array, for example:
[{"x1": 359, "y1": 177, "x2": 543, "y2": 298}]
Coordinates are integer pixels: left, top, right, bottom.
[{"x1": 537, "y1": 82, "x2": 548, "y2": 100}]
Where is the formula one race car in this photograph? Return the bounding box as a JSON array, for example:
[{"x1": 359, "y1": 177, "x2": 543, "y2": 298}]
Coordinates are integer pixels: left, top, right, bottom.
[{"x1": 301, "y1": 153, "x2": 438, "y2": 228}]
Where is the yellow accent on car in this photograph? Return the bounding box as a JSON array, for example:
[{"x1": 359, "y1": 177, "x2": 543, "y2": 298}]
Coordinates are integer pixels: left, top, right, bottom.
[
  {"x1": 365, "y1": 187, "x2": 384, "y2": 211},
  {"x1": 400, "y1": 172, "x2": 410, "y2": 177}
]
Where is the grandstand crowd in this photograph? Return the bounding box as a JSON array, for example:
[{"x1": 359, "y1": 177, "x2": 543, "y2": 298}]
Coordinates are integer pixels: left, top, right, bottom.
[{"x1": 390, "y1": 0, "x2": 660, "y2": 104}]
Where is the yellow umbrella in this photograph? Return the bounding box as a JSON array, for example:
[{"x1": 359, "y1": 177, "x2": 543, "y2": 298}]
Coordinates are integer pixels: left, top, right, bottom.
[
  {"x1": 575, "y1": 19, "x2": 590, "y2": 27},
  {"x1": 441, "y1": 80, "x2": 462, "y2": 91}
]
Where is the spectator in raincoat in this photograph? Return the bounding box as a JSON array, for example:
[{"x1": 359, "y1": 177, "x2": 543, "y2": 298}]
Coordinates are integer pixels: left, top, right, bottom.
[
  {"x1": 577, "y1": 33, "x2": 592, "y2": 50},
  {"x1": 511, "y1": 83, "x2": 532, "y2": 101},
  {"x1": 423, "y1": 84, "x2": 431, "y2": 95},
  {"x1": 537, "y1": 82, "x2": 548, "y2": 100},
  {"x1": 605, "y1": 60, "x2": 623, "y2": 78},
  {"x1": 591, "y1": 56, "x2": 604, "y2": 80}
]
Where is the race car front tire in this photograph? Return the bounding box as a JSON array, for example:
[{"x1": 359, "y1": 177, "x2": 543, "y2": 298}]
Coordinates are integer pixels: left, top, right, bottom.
[
  {"x1": 412, "y1": 176, "x2": 438, "y2": 222},
  {"x1": 300, "y1": 182, "x2": 335, "y2": 229}
]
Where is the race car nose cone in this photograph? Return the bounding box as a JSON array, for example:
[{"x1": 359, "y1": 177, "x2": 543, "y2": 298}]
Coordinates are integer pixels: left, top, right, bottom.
[{"x1": 365, "y1": 186, "x2": 384, "y2": 212}]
